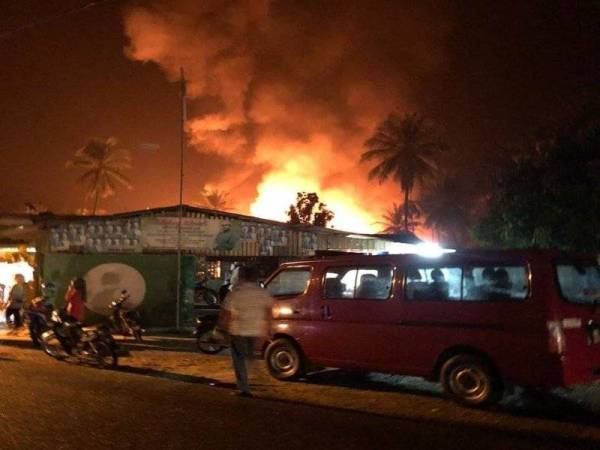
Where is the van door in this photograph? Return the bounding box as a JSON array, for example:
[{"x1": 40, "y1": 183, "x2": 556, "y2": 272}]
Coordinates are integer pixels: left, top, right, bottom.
[
  {"x1": 554, "y1": 260, "x2": 600, "y2": 385},
  {"x1": 307, "y1": 264, "x2": 399, "y2": 370},
  {"x1": 393, "y1": 261, "x2": 538, "y2": 380},
  {"x1": 266, "y1": 265, "x2": 316, "y2": 339}
]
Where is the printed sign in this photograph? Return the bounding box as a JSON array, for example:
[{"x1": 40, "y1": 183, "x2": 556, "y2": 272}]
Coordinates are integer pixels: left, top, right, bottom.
[{"x1": 141, "y1": 216, "x2": 241, "y2": 251}]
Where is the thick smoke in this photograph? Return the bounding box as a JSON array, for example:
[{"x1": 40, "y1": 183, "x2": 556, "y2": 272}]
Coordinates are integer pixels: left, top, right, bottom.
[{"x1": 123, "y1": 0, "x2": 451, "y2": 231}]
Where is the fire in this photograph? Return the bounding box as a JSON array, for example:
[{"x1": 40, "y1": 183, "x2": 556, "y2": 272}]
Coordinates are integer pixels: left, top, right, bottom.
[
  {"x1": 319, "y1": 189, "x2": 379, "y2": 234},
  {"x1": 122, "y1": 2, "x2": 447, "y2": 240},
  {"x1": 249, "y1": 148, "x2": 379, "y2": 233},
  {"x1": 250, "y1": 177, "x2": 378, "y2": 233},
  {"x1": 249, "y1": 168, "x2": 318, "y2": 222}
]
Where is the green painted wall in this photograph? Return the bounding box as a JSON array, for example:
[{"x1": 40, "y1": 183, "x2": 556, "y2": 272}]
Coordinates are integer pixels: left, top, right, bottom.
[{"x1": 42, "y1": 253, "x2": 197, "y2": 327}]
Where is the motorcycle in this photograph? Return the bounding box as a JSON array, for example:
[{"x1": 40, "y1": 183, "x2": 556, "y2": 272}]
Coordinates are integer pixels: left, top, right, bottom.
[
  {"x1": 194, "y1": 281, "x2": 231, "y2": 354},
  {"x1": 194, "y1": 279, "x2": 220, "y2": 306},
  {"x1": 194, "y1": 307, "x2": 227, "y2": 354},
  {"x1": 109, "y1": 290, "x2": 143, "y2": 342},
  {"x1": 27, "y1": 296, "x2": 54, "y2": 347},
  {"x1": 40, "y1": 309, "x2": 118, "y2": 368}
]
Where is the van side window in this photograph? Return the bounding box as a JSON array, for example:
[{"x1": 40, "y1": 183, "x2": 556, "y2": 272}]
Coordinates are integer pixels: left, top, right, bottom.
[
  {"x1": 324, "y1": 266, "x2": 393, "y2": 300},
  {"x1": 405, "y1": 266, "x2": 462, "y2": 300},
  {"x1": 463, "y1": 265, "x2": 528, "y2": 301},
  {"x1": 556, "y1": 263, "x2": 600, "y2": 304},
  {"x1": 324, "y1": 267, "x2": 355, "y2": 299},
  {"x1": 267, "y1": 268, "x2": 311, "y2": 297}
]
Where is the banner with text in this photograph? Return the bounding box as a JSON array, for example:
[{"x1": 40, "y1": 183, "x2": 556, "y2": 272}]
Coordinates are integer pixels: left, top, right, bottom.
[{"x1": 141, "y1": 216, "x2": 241, "y2": 251}]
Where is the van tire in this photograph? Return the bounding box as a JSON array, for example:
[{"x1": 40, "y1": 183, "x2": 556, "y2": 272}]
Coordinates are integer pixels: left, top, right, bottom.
[
  {"x1": 440, "y1": 354, "x2": 503, "y2": 407},
  {"x1": 265, "y1": 338, "x2": 304, "y2": 381}
]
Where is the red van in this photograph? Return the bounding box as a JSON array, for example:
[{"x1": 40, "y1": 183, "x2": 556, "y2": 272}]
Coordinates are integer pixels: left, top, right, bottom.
[{"x1": 262, "y1": 250, "x2": 600, "y2": 406}]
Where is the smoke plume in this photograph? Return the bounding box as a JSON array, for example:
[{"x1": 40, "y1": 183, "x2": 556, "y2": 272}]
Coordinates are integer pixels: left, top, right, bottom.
[{"x1": 123, "y1": 0, "x2": 451, "y2": 232}]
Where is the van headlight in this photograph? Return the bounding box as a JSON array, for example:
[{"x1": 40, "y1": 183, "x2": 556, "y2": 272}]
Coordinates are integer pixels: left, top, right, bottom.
[{"x1": 272, "y1": 306, "x2": 294, "y2": 318}]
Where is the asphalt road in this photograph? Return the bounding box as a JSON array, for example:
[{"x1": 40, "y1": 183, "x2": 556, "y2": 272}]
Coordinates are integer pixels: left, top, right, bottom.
[{"x1": 0, "y1": 345, "x2": 597, "y2": 450}]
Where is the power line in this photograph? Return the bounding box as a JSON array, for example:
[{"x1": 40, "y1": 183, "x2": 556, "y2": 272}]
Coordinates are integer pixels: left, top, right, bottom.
[{"x1": 0, "y1": 0, "x2": 115, "y2": 40}]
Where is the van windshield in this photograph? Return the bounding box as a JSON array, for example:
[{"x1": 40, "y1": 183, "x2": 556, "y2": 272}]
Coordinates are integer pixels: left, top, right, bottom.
[
  {"x1": 266, "y1": 268, "x2": 311, "y2": 297},
  {"x1": 555, "y1": 263, "x2": 600, "y2": 305}
]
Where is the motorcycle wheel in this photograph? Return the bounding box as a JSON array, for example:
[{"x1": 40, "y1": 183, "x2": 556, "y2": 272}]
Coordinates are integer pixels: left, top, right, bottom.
[
  {"x1": 196, "y1": 330, "x2": 225, "y2": 354},
  {"x1": 93, "y1": 340, "x2": 118, "y2": 369},
  {"x1": 40, "y1": 331, "x2": 67, "y2": 360}
]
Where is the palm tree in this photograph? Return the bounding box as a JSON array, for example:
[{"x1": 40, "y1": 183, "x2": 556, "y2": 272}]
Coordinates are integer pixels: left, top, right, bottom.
[
  {"x1": 66, "y1": 137, "x2": 132, "y2": 214},
  {"x1": 199, "y1": 188, "x2": 231, "y2": 211},
  {"x1": 419, "y1": 172, "x2": 472, "y2": 246},
  {"x1": 379, "y1": 202, "x2": 420, "y2": 234},
  {"x1": 361, "y1": 113, "x2": 445, "y2": 231}
]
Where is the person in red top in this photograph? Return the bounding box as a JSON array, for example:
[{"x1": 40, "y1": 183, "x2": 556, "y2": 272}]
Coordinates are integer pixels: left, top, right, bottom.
[{"x1": 65, "y1": 277, "x2": 86, "y2": 322}]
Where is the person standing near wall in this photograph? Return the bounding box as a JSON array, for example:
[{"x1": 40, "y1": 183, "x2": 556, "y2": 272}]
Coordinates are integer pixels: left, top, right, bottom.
[
  {"x1": 6, "y1": 274, "x2": 27, "y2": 333},
  {"x1": 64, "y1": 277, "x2": 86, "y2": 322},
  {"x1": 219, "y1": 265, "x2": 273, "y2": 397}
]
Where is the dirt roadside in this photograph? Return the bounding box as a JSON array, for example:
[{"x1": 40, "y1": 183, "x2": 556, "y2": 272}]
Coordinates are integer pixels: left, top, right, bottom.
[{"x1": 2, "y1": 330, "x2": 600, "y2": 445}]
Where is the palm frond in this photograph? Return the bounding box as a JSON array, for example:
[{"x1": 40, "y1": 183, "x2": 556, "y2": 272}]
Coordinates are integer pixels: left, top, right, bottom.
[
  {"x1": 104, "y1": 169, "x2": 132, "y2": 189},
  {"x1": 66, "y1": 137, "x2": 132, "y2": 211}
]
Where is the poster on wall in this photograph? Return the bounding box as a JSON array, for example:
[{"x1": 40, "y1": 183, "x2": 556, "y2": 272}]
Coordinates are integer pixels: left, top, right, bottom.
[
  {"x1": 84, "y1": 262, "x2": 146, "y2": 316},
  {"x1": 301, "y1": 231, "x2": 318, "y2": 255},
  {"x1": 141, "y1": 216, "x2": 241, "y2": 251},
  {"x1": 240, "y1": 222, "x2": 289, "y2": 256},
  {"x1": 49, "y1": 218, "x2": 142, "y2": 253}
]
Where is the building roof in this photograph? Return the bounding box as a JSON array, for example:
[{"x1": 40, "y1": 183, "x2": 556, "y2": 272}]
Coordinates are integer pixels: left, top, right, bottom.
[
  {"x1": 0, "y1": 214, "x2": 37, "y2": 245},
  {"x1": 29, "y1": 204, "x2": 421, "y2": 244}
]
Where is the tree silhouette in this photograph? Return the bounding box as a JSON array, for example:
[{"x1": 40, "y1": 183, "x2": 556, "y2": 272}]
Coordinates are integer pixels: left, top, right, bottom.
[
  {"x1": 419, "y1": 172, "x2": 473, "y2": 246},
  {"x1": 199, "y1": 188, "x2": 231, "y2": 211},
  {"x1": 66, "y1": 137, "x2": 132, "y2": 214},
  {"x1": 379, "y1": 202, "x2": 420, "y2": 234},
  {"x1": 476, "y1": 111, "x2": 600, "y2": 252},
  {"x1": 361, "y1": 113, "x2": 445, "y2": 231},
  {"x1": 287, "y1": 192, "x2": 334, "y2": 227}
]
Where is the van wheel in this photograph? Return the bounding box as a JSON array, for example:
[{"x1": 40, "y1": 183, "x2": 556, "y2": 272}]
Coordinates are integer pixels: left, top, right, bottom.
[
  {"x1": 265, "y1": 338, "x2": 304, "y2": 381},
  {"x1": 440, "y1": 354, "x2": 503, "y2": 407}
]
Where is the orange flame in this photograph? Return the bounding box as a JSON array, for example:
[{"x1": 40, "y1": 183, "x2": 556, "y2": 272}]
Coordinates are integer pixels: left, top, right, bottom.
[
  {"x1": 248, "y1": 136, "x2": 379, "y2": 233},
  {"x1": 250, "y1": 176, "x2": 378, "y2": 233}
]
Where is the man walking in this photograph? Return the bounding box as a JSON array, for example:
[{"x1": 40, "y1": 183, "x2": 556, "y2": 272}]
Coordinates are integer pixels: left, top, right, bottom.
[{"x1": 220, "y1": 265, "x2": 273, "y2": 397}]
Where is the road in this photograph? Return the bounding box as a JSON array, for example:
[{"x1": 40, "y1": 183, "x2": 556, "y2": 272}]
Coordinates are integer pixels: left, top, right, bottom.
[{"x1": 2, "y1": 338, "x2": 600, "y2": 450}]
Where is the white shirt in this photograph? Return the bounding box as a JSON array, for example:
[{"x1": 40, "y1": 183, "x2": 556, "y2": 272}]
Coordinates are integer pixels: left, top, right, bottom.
[{"x1": 223, "y1": 281, "x2": 273, "y2": 337}]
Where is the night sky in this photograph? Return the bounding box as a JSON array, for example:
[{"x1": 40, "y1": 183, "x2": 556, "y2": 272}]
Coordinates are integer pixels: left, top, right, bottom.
[{"x1": 1, "y1": 0, "x2": 598, "y2": 223}]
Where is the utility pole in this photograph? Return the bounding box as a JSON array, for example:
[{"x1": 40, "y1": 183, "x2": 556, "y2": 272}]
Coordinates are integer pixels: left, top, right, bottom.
[{"x1": 176, "y1": 67, "x2": 186, "y2": 329}]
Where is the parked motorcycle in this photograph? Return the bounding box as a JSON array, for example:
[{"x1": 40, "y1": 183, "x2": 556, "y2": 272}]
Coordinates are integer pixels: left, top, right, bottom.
[
  {"x1": 194, "y1": 279, "x2": 220, "y2": 306},
  {"x1": 194, "y1": 281, "x2": 230, "y2": 354},
  {"x1": 109, "y1": 290, "x2": 143, "y2": 342},
  {"x1": 40, "y1": 309, "x2": 118, "y2": 368},
  {"x1": 194, "y1": 307, "x2": 226, "y2": 354},
  {"x1": 27, "y1": 296, "x2": 53, "y2": 347}
]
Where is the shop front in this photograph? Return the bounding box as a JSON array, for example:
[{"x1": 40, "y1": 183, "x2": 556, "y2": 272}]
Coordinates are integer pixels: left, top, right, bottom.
[
  {"x1": 38, "y1": 205, "x2": 405, "y2": 328},
  {"x1": 0, "y1": 214, "x2": 39, "y2": 326},
  {"x1": 0, "y1": 247, "x2": 37, "y2": 325}
]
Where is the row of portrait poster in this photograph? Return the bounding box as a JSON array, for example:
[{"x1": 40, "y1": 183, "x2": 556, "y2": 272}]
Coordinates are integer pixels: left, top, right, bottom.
[
  {"x1": 240, "y1": 223, "x2": 294, "y2": 256},
  {"x1": 49, "y1": 218, "x2": 142, "y2": 253},
  {"x1": 49, "y1": 216, "x2": 242, "y2": 253},
  {"x1": 48, "y1": 215, "x2": 321, "y2": 256}
]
